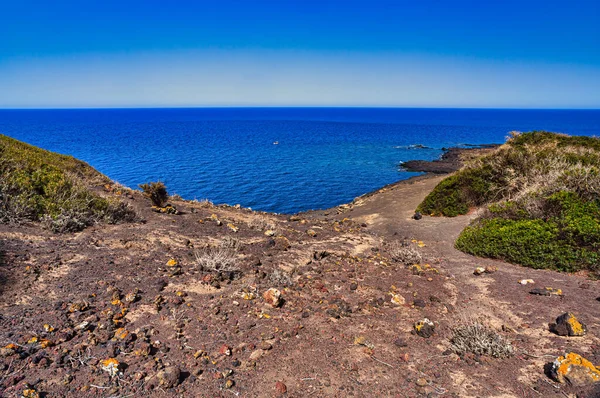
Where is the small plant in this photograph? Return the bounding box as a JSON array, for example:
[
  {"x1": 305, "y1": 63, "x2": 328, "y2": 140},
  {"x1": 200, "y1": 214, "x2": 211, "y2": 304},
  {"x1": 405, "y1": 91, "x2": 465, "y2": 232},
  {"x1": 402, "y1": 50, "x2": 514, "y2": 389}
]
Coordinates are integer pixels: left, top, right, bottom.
[
  {"x1": 389, "y1": 241, "x2": 422, "y2": 264},
  {"x1": 450, "y1": 322, "x2": 514, "y2": 359},
  {"x1": 139, "y1": 181, "x2": 168, "y2": 207},
  {"x1": 195, "y1": 245, "x2": 238, "y2": 273},
  {"x1": 219, "y1": 235, "x2": 242, "y2": 251},
  {"x1": 248, "y1": 215, "x2": 276, "y2": 231},
  {"x1": 269, "y1": 268, "x2": 295, "y2": 287}
]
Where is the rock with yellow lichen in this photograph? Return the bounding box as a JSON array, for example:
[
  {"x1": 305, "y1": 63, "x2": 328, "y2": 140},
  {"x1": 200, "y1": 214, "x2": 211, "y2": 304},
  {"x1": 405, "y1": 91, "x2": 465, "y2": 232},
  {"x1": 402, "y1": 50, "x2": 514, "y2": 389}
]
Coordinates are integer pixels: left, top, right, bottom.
[
  {"x1": 551, "y1": 313, "x2": 587, "y2": 337},
  {"x1": 227, "y1": 223, "x2": 239, "y2": 232},
  {"x1": 21, "y1": 388, "x2": 40, "y2": 398},
  {"x1": 101, "y1": 358, "x2": 121, "y2": 377},
  {"x1": 530, "y1": 287, "x2": 563, "y2": 296},
  {"x1": 551, "y1": 352, "x2": 600, "y2": 386},
  {"x1": 390, "y1": 293, "x2": 406, "y2": 306},
  {"x1": 152, "y1": 205, "x2": 179, "y2": 214},
  {"x1": 414, "y1": 318, "x2": 435, "y2": 338},
  {"x1": 68, "y1": 300, "x2": 89, "y2": 313},
  {"x1": 263, "y1": 288, "x2": 282, "y2": 308}
]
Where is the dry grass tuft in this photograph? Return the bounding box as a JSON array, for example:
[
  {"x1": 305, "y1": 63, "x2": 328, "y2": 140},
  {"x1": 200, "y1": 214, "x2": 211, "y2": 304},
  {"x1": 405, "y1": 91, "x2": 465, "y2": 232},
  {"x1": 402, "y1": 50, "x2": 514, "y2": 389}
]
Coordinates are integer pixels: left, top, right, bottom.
[
  {"x1": 389, "y1": 241, "x2": 422, "y2": 265},
  {"x1": 450, "y1": 321, "x2": 513, "y2": 359},
  {"x1": 195, "y1": 242, "x2": 239, "y2": 273}
]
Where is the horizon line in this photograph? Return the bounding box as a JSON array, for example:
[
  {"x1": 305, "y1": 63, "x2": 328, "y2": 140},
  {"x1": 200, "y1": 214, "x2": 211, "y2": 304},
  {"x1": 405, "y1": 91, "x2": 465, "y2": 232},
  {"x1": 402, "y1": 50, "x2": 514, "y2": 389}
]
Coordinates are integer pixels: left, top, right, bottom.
[{"x1": 1, "y1": 106, "x2": 599, "y2": 111}]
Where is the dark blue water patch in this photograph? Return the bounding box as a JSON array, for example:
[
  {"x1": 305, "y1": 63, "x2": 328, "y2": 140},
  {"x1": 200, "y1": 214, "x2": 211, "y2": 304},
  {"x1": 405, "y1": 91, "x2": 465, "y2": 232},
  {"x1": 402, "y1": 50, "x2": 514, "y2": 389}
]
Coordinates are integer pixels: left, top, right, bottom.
[{"x1": 0, "y1": 108, "x2": 598, "y2": 213}]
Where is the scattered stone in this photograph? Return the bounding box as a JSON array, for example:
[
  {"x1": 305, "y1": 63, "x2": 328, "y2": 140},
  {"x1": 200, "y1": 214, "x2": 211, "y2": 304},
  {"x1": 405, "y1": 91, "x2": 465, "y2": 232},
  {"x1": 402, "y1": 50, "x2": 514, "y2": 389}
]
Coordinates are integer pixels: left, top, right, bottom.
[
  {"x1": 263, "y1": 288, "x2": 282, "y2": 308},
  {"x1": 390, "y1": 293, "x2": 405, "y2": 306},
  {"x1": 416, "y1": 378, "x2": 429, "y2": 387},
  {"x1": 551, "y1": 313, "x2": 587, "y2": 337},
  {"x1": 530, "y1": 287, "x2": 563, "y2": 296},
  {"x1": 473, "y1": 267, "x2": 486, "y2": 276},
  {"x1": 349, "y1": 282, "x2": 358, "y2": 291},
  {"x1": 219, "y1": 345, "x2": 232, "y2": 356},
  {"x1": 275, "y1": 381, "x2": 287, "y2": 394},
  {"x1": 249, "y1": 349, "x2": 264, "y2": 360},
  {"x1": 157, "y1": 366, "x2": 181, "y2": 388},
  {"x1": 307, "y1": 229, "x2": 317, "y2": 237},
  {"x1": 313, "y1": 250, "x2": 329, "y2": 261},
  {"x1": 413, "y1": 299, "x2": 426, "y2": 308},
  {"x1": 412, "y1": 212, "x2": 422, "y2": 220},
  {"x1": 519, "y1": 279, "x2": 534, "y2": 285},
  {"x1": 227, "y1": 223, "x2": 239, "y2": 233},
  {"x1": 224, "y1": 379, "x2": 235, "y2": 389},
  {"x1": 265, "y1": 230, "x2": 276, "y2": 237},
  {"x1": 551, "y1": 352, "x2": 600, "y2": 386},
  {"x1": 485, "y1": 266, "x2": 497, "y2": 273},
  {"x1": 414, "y1": 318, "x2": 435, "y2": 338},
  {"x1": 69, "y1": 301, "x2": 89, "y2": 313},
  {"x1": 393, "y1": 338, "x2": 408, "y2": 347}
]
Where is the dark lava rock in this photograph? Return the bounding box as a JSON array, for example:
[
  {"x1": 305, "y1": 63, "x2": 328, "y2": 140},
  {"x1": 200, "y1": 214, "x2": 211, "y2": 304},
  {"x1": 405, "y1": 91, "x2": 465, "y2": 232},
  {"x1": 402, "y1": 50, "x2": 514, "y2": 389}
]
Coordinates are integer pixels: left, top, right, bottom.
[
  {"x1": 550, "y1": 313, "x2": 587, "y2": 337},
  {"x1": 412, "y1": 212, "x2": 422, "y2": 220},
  {"x1": 413, "y1": 299, "x2": 426, "y2": 308},
  {"x1": 157, "y1": 366, "x2": 181, "y2": 388},
  {"x1": 414, "y1": 318, "x2": 435, "y2": 338}
]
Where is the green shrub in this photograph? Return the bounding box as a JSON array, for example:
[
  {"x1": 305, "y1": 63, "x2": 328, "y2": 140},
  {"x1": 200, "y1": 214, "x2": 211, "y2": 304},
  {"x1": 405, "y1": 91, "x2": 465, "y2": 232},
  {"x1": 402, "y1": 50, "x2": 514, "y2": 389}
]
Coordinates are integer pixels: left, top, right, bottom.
[
  {"x1": 420, "y1": 131, "x2": 600, "y2": 272},
  {"x1": 0, "y1": 134, "x2": 137, "y2": 232},
  {"x1": 139, "y1": 181, "x2": 169, "y2": 207}
]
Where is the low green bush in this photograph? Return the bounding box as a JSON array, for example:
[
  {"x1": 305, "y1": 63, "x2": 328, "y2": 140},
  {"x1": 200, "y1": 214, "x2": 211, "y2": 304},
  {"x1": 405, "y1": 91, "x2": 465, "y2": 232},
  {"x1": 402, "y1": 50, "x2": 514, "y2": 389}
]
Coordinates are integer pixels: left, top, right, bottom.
[
  {"x1": 139, "y1": 181, "x2": 169, "y2": 207},
  {"x1": 418, "y1": 131, "x2": 600, "y2": 273}
]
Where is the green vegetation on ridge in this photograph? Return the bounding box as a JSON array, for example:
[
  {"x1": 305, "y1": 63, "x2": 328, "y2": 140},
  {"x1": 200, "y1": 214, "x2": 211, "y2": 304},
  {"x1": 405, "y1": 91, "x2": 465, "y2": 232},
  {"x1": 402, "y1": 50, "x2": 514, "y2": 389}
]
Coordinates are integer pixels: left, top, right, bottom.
[
  {"x1": 0, "y1": 134, "x2": 136, "y2": 232},
  {"x1": 418, "y1": 131, "x2": 600, "y2": 273}
]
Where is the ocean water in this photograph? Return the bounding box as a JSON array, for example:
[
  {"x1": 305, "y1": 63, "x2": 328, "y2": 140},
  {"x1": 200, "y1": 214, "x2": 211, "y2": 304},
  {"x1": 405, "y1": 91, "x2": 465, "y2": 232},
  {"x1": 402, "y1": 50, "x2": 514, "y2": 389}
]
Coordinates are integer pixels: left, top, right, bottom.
[{"x1": 0, "y1": 108, "x2": 598, "y2": 214}]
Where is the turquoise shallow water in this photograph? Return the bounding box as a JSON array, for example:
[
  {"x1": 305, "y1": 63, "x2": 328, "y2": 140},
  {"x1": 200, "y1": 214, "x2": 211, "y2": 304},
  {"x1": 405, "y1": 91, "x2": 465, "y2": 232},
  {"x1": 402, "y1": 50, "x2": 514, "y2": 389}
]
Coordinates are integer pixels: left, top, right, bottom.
[{"x1": 0, "y1": 108, "x2": 598, "y2": 213}]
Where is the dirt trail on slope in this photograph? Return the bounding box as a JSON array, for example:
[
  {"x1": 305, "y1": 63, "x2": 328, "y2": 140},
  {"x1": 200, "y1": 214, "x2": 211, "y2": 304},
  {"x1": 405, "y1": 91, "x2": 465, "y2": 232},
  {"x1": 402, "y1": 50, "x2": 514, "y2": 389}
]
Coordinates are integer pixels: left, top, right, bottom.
[{"x1": 316, "y1": 174, "x2": 600, "y2": 397}]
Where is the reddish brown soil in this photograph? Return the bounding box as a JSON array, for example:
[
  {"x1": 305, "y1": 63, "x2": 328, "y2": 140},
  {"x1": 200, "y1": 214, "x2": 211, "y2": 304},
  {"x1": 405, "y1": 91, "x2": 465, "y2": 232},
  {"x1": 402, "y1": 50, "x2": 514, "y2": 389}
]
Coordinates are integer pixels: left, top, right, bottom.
[{"x1": 1, "y1": 176, "x2": 599, "y2": 397}]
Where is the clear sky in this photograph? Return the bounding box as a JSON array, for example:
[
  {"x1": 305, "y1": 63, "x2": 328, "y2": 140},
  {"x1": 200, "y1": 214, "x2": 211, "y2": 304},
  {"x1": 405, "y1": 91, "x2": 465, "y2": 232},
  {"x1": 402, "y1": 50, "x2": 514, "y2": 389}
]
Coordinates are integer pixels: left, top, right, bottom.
[{"x1": 1, "y1": 0, "x2": 599, "y2": 108}]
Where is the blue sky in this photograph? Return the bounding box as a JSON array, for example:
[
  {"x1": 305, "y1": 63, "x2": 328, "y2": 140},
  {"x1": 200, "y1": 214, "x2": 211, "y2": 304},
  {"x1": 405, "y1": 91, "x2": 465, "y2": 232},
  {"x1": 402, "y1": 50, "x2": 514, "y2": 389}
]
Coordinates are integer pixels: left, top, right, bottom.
[{"x1": 1, "y1": 1, "x2": 599, "y2": 108}]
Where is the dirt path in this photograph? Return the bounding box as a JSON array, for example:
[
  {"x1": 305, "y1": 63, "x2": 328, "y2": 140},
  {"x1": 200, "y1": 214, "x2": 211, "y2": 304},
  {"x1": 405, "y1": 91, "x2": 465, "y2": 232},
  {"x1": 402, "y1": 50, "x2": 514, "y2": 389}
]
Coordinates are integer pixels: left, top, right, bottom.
[{"x1": 325, "y1": 174, "x2": 600, "y2": 397}]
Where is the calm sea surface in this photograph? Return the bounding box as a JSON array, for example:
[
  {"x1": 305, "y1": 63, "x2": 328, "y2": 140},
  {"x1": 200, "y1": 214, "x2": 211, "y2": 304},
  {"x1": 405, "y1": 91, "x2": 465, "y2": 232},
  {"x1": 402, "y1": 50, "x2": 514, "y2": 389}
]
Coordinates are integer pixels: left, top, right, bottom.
[{"x1": 0, "y1": 108, "x2": 598, "y2": 213}]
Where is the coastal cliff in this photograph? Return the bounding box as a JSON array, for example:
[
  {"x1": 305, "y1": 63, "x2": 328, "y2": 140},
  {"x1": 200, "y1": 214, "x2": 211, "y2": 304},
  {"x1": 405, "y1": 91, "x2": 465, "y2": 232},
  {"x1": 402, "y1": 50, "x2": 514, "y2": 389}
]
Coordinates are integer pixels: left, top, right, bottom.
[{"x1": 0, "y1": 133, "x2": 599, "y2": 397}]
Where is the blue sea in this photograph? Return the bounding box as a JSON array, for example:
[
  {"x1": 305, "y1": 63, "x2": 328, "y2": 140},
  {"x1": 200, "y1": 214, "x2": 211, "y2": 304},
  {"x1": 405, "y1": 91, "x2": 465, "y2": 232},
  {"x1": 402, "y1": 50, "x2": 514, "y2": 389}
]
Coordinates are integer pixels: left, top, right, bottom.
[{"x1": 0, "y1": 108, "x2": 598, "y2": 214}]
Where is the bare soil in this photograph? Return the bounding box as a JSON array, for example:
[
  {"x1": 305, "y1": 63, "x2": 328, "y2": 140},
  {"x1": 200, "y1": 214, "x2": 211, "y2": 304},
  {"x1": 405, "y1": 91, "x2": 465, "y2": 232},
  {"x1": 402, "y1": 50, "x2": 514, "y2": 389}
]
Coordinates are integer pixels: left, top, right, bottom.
[{"x1": 1, "y1": 173, "x2": 599, "y2": 397}]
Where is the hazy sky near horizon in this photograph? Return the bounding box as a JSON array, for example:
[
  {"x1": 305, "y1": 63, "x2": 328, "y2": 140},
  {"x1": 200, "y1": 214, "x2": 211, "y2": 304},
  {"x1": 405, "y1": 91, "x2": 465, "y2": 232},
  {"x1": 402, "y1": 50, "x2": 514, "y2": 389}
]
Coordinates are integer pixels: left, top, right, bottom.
[{"x1": 1, "y1": 1, "x2": 599, "y2": 108}]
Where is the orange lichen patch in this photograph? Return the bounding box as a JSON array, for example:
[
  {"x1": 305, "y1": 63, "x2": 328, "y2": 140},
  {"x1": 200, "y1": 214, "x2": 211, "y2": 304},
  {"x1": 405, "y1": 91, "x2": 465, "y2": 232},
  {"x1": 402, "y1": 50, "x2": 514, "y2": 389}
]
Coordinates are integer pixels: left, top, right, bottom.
[
  {"x1": 175, "y1": 291, "x2": 187, "y2": 297},
  {"x1": 166, "y1": 258, "x2": 178, "y2": 267},
  {"x1": 113, "y1": 307, "x2": 128, "y2": 321},
  {"x1": 410, "y1": 263, "x2": 438, "y2": 275},
  {"x1": 39, "y1": 339, "x2": 53, "y2": 349},
  {"x1": 553, "y1": 352, "x2": 600, "y2": 384},
  {"x1": 101, "y1": 358, "x2": 121, "y2": 376},
  {"x1": 22, "y1": 389, "x2": 40, "y2": 398},
  {"x1": 43, "y1": 324, "x2": 55, "y2": 333},
  {"x1": 5, "y1": 343, "x2": 18, "y2": 350},
  {"x1": 111, "y1": 298, "x2": 123, "y2": 306},
  {"x1": 27, "y1": 336, "x2": 38, "y2": 344},
  {"x1": 69, "y1": 301, "x2": 89, "y2": 313},
  {"x1": 241, "y1": 292, "x2": 256, "y2": 300},
  {"x1": 567, "y1": 315, "x2": 585, "y2": 335},
  {"x1": 113, "y1": 328, "x2": 130, "y2": 340},
  {"x1": 227, "y1": 223, "x2": 239, "y2": 232}
]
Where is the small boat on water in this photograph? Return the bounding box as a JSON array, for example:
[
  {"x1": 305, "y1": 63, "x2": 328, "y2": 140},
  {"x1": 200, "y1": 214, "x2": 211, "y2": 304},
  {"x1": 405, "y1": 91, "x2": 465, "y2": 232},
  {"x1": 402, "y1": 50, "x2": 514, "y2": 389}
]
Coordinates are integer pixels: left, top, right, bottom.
[{"x1": 273, "y1": 141, "x2": 279, "y2": 145}]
